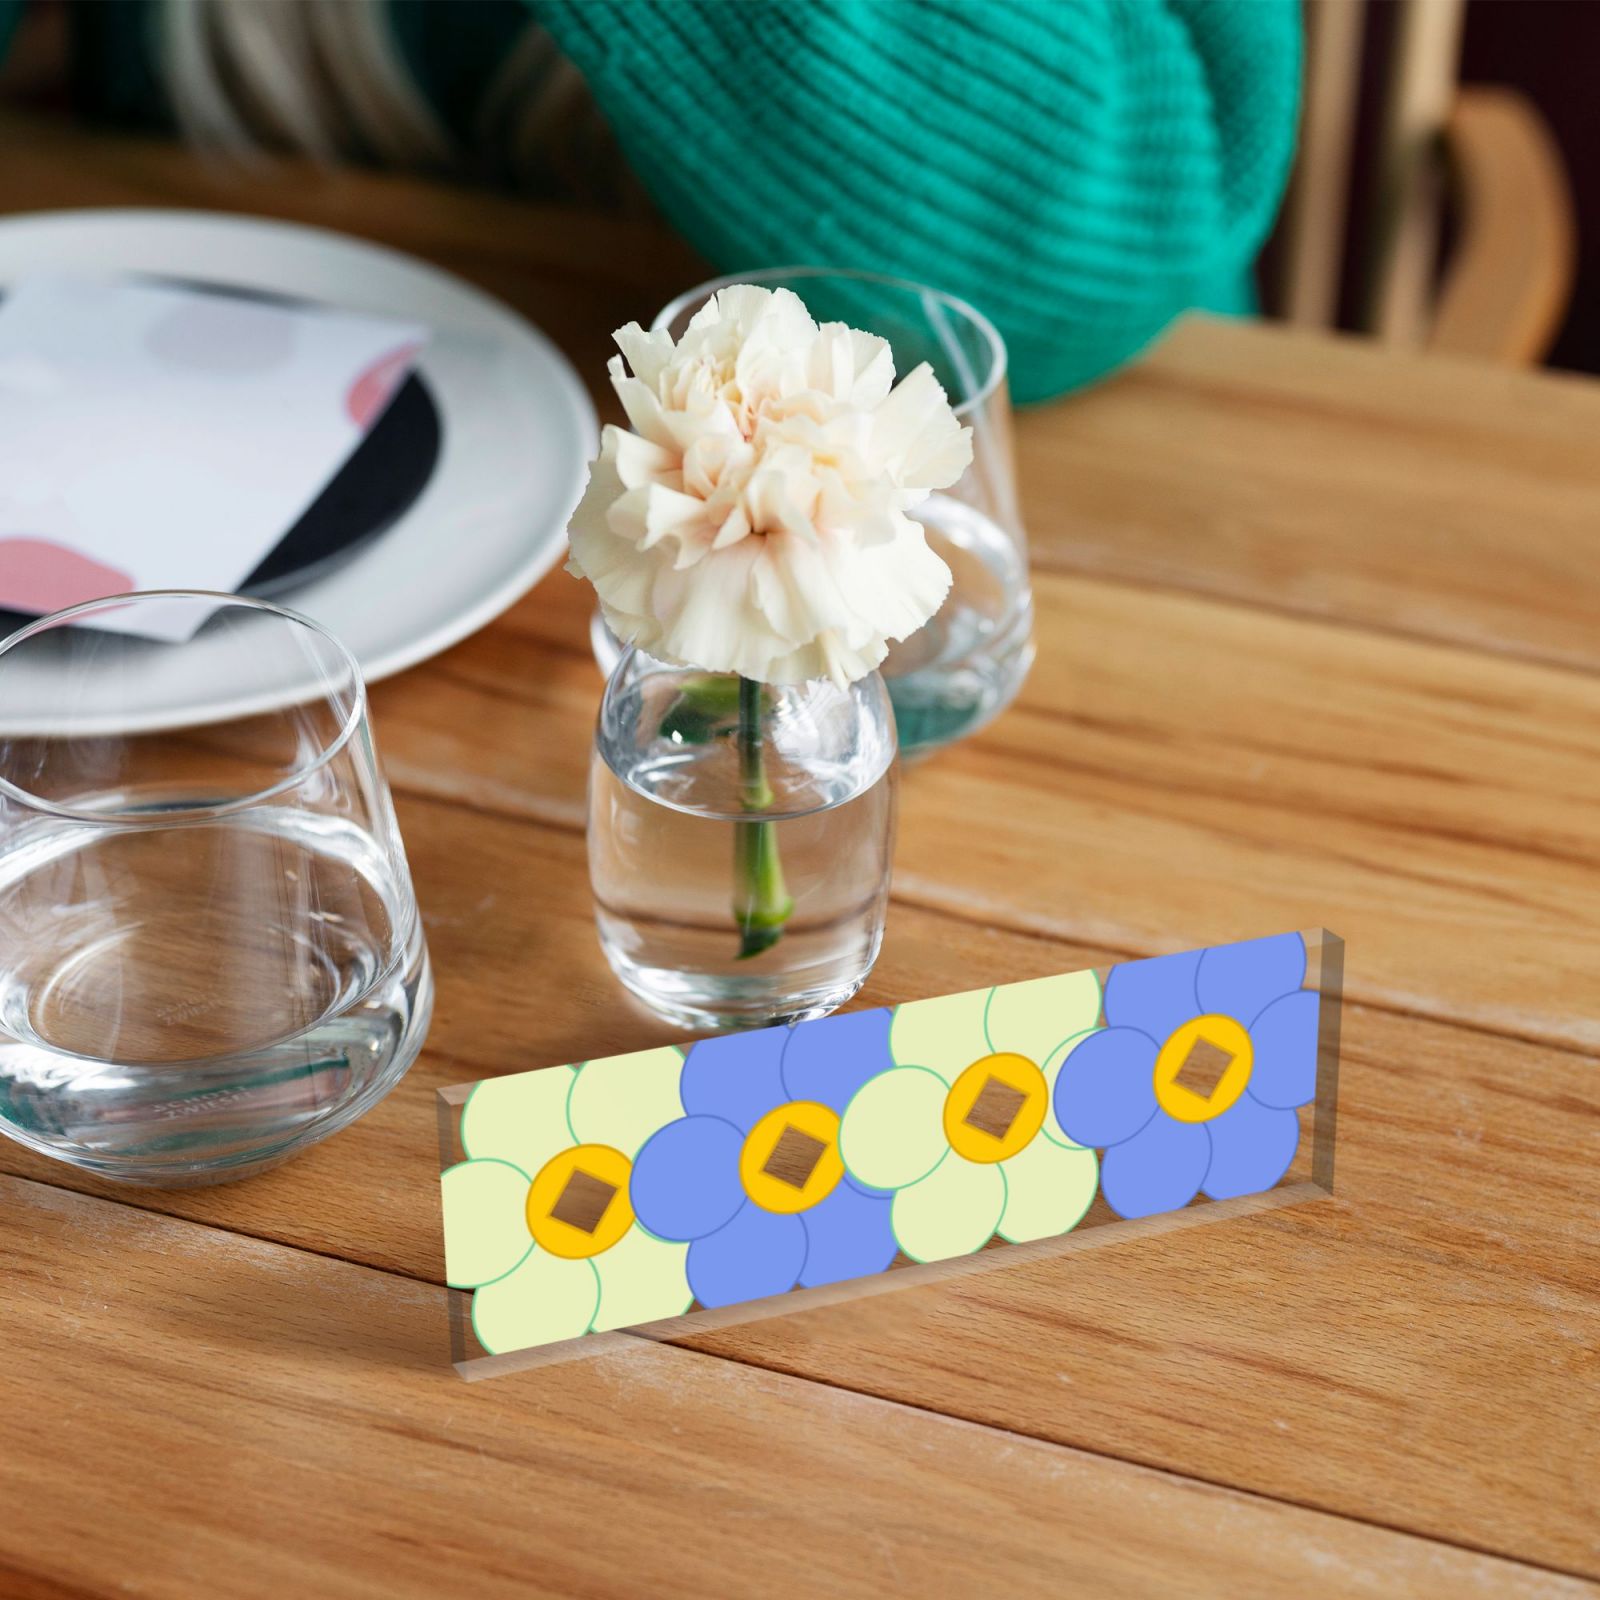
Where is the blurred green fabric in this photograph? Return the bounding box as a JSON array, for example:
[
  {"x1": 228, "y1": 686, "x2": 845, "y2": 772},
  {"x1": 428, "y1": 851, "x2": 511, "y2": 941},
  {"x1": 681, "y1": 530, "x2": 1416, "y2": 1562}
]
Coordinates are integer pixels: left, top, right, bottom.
[
  {"x1": 0, "y1": 0, "x2": 1299, "y2": 403},
  {"x1": 529, "y1": 0, "x2": 1297, "y2": 400}
]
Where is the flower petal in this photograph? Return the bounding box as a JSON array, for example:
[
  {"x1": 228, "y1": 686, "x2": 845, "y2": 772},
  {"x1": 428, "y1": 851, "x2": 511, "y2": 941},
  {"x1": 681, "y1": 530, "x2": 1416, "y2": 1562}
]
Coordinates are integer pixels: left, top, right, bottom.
[
  {"x1": 681, "y1": 1028, "x2": 787, "y2": 1132},
  {"x1": 471, "y1": 1250, "x2": 598, "y2": 1356},
  {"x1": 460, "y1": 1065, "x2": 577, "y2": 1175},
  {"x1": 781, "y1": 1006, "x2": 893, "y2": 1111},
  {"x1": 591, "y1": 1228, "x2": 693, "y2": 1332},
  {"x1": 1039, "y1": 1028, "x2": 1099, "y2": 1146},
  {"x1": 647, "y1": 538, "x2": 777, "y2": 678},
  {"x1": 808, "y1": 322, "x2": 894, "y2": 408},
  {"x1": 1052, "y1": 1027, "x2": 1159, "y2": 1149},
  {"x1": 1196, "y1": 933, "x2": 1307, "y2": 1025},
  {"x1": 984, "y1": 968, "x2": 1103, "y2": 1065},
  {"x1": 611, "y1": 482, "x2": 714, "y2": 566},
  {"x1": 610, "y1": 369, "x2": 672, "y2": 449},
  {"x1": 566, "y1": 448, "x2": 626, "y2": 573},
  {"x1": 440, "y1": 1159, "x2": 533, "y2": 1288},
  {"x1": 577, "y1": 281, "x2": 970, "y2": 690},
  {"x1": 891, "y1": 1153, "x2": 1006, "y2": 1263},
  {"x1": 749, "y1": 524, "x2": 852, "y2": 646},
  {"x1": 1099, "y1": 1115, "x2": 1209, "y2": 1219},
  {"x1": 612, "y1": 321, "x2": 675, "y2": 388},
  {"x1": 1102, "y1": 948, "x2": 1202, "y2": 1041},
  {"x1": 872, "y1": 363, "x2": 973, "y2": 491},
  {"x1": 1202, "y1": 1097, "x2": 1301, "y2": 1200},
  {"x1": 607, "y1": 425, "x2": 676, "y2": 491},
  {"x1": 796, "y1": 1182, "x2": 898, "y2": 1288},
  {"x1": 688, "y1": 1201, "x2": 807, "y2": 1307},
  {"x1": 1247, "y1": 989, "x2": 1321, "y2": 1109},
  {"x1": 996, "y1": 1135, "x2": 1099, "y2": 1244},
  {"x1": 816, "y1": 509, "x2": 952, "y2": 646},
  {"x1": 629, "y1": 1116, "x2": 746, "y2": 1241},
  {"x1": 888, "y1": 987, "x2": 988, "y2": 1082},
  {"x1": 839, "y1": 1066, "x2": 950, "y2": 1190},
  {"x1": 568, "y1": 1046, "x2": 684, "y2": 1156}
]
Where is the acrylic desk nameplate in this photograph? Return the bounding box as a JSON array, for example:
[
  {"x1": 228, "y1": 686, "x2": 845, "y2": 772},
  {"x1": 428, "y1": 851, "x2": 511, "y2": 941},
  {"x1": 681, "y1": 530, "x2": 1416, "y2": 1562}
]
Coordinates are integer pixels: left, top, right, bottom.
[{"x1": 438, "y1": 930, "x2": 1342, "y2": 1379}]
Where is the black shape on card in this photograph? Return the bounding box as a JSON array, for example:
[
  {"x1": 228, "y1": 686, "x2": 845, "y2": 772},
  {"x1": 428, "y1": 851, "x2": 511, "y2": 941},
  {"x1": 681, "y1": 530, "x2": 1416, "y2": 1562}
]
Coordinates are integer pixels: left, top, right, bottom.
[{"x1": 241, "y1": 369, "x2": 441, "y2": 598}]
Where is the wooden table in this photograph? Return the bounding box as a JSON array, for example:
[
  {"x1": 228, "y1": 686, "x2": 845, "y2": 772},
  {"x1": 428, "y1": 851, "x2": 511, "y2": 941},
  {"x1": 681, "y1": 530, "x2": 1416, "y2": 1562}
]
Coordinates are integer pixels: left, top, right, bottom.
[{"x1": 1, "y1": 116, "x2": 1597, "y2": 1599}]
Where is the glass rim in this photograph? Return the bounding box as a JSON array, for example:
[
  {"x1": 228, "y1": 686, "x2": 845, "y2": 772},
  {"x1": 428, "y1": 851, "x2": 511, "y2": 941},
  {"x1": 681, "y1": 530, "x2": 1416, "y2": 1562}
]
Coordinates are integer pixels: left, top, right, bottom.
[
  {"x1": 652, "y1": 265, "x2": 1008, "y2": 419},
  {"x1": 601, "y1": 640, "x2": 898, "y2": 823},
  {"x1": 0, "y1": 589, "x2": 369, "y2": 827}
]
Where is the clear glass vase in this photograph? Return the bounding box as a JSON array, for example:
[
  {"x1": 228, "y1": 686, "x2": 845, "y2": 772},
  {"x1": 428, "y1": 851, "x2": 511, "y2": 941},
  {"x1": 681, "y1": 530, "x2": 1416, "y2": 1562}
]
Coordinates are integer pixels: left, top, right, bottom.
[
  {"x1": 588, "y1": 647, "x2": 897, "y2": 1031},
  {"x1": 0, "y1": 592, "x2": 432, "y2": 1185},
  {"x1": 592, "y1": 266, "x2": 1034, "y2": 758}
]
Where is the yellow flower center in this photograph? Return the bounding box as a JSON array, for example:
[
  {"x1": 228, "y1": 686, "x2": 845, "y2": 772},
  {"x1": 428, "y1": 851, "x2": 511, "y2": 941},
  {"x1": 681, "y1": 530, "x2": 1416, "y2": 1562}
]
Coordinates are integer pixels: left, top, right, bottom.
[
  {"x1": 526, "y1": 1143, "x2": 635, "y2": 1259},
  {"x1": 1152, "y1": 1014, "x2": 1254, "y2": 1124},
  {"x1": 942, "y1": 1052, "x2": 1048, "y2": 1163},
  {"x1": 739, "y1": 1101, "x2": 845, "y2": 1214}
]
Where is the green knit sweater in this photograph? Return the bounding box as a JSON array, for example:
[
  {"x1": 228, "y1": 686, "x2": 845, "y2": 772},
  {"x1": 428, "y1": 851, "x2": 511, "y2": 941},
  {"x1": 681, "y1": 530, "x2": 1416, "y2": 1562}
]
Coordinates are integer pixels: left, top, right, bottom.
[
  {"x1": 0, "y1": 0, "x2": 1300, "y2": 402},
  {"x1": 531, "y1": 0, "x2": 1299, "y2": 401}
]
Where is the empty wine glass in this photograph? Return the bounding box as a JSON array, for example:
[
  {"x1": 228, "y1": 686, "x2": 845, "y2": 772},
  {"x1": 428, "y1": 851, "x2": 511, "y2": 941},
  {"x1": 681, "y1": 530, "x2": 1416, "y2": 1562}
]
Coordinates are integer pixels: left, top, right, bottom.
[{"x1": 0, "y1": 591, "x2": 432, "y2": 1185}]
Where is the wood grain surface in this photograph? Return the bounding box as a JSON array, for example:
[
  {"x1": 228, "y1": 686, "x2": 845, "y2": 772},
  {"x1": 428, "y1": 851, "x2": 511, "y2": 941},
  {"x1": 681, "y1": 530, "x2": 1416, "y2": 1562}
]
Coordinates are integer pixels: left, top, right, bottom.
[
  {"x1": 10, "y1": 1176, "x2": 1588, "y2": 1600},
  {"x1": 0, "y1": 113, "x2": 1596, "y2": 1597}
]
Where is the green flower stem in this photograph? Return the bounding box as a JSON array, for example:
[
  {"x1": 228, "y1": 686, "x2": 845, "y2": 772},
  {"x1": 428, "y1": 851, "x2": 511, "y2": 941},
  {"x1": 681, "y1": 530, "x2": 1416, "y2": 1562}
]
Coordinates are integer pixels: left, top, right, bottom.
[
  {"x1": 659, "y1": 675, "x2": 743, "y2": 745},
  {"x1": 733, "y1": 675, "x2": 793, "y2": 959}
]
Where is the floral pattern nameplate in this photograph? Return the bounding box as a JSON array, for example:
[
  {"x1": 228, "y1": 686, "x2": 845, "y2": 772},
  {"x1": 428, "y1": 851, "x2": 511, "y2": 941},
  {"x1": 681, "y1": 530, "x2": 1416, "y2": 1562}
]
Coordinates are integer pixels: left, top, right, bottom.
[{"x1": 439, "y1": 931, "x2": 1340, "y2": 1372}]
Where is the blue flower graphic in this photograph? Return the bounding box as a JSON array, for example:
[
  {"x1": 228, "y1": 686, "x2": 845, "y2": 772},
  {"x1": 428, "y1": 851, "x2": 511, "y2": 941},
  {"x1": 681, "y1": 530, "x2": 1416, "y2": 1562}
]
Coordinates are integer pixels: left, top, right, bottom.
[
  {"x1": 1053, "y1": 933, "x2": 1319, "y2": 1218},
  {"x1": 629, "y1": 1009, "x2": 897, "y2": 1306}
]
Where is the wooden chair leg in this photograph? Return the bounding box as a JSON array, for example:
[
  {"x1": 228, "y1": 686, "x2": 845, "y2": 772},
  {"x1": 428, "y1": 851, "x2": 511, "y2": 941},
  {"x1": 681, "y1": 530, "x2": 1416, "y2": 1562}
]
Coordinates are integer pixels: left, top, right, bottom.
[{"x1": 1430, "y1": 85, "x2": 1576, "y2": 366}]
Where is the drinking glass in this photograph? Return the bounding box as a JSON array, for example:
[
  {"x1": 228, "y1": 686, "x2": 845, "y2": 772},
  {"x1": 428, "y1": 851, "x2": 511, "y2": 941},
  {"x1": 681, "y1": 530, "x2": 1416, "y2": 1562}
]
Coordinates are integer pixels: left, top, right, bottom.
[
  {"x1": 589, "y1": 645, "x2": 897, "y2": 1031},
  {"x1": 0, "y1": 592, "x2": 432, "y2": 1185},
  {"x1": 592, "y1": 266, "x2": 1034, "y2": 757}
]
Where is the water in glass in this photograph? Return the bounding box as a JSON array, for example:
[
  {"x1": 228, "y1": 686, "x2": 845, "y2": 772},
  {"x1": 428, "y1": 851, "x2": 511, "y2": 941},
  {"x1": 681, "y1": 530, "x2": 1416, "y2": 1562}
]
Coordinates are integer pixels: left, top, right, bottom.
[
  {"x1": 0, "y1": 593, "x2": 432, "y2": 1185},
  {"x1": 589, "y1": 650, "x2": 897, "y2": 1030}
]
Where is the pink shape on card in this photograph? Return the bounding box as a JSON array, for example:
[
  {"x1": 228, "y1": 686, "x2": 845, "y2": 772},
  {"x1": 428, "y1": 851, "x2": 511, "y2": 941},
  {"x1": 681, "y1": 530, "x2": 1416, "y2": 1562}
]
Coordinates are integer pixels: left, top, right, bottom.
[
  {"x1": 0, "y1": 537, "x2": 134, "y2": 613},
  {"x1": 346, "y1": 344, "x2": 420, "y2": 430}
]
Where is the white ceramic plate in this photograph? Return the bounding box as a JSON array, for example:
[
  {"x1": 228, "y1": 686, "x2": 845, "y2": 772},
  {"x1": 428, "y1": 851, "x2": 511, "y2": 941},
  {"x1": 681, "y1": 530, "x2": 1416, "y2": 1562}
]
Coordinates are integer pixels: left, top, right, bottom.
[{"x1": 0, "y1": 209, "x2": 595, "y2": 728}]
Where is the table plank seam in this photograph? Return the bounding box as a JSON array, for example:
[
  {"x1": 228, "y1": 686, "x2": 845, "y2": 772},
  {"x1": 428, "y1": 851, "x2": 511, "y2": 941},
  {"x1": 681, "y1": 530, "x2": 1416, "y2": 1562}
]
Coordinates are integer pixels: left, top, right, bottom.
[
  {"x1": 653, "y1": 1331, "x2": 1600, "y2": 1590},
  {"x1": 476, "y1": 550, "x2": 1600, "y2": 707},
  {"x1": 388, "y1": 771, "x2": 1599, "y2": 1066},
  {"x1": 886, "y1": 876, "x2": 1600, "y2": 1060},
  {"x1": 431, "y1": 634, "x2": 1595, "y2": 900},
  {"x1": 1116, "y1": 328, "x2": 1600, "y2": 444},
  {"x1": 0, "y1": 1551, "x2": 105, "y2": 1600},
  {"x1": 10, "y1": 1170, "x2": 1592, "y2": 1592},
  {"x1": 980, "y1": 706, "x2": 1599, "y2": 882},
  {"x1": 1020, "y1": 555, "x2": 1600, "y2": 683}
]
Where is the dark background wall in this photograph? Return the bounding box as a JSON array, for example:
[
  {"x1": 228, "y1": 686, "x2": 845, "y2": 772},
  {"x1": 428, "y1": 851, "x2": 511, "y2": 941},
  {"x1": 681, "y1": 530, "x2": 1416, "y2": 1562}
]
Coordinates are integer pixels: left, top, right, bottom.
[
  {"x1": 1460, "y1": 0, "x2": 1600, "y2": 376},
  {"x1": 1279, "y1": 1, "x2": 1600, "y2": 375}
]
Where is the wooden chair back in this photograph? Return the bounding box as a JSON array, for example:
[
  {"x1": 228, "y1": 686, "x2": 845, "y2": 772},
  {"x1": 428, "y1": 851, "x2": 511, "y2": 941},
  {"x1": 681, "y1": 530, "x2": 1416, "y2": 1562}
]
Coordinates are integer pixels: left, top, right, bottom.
[{"x1": 1273, "y1": 0, "x2": 1574, "y2": 364}]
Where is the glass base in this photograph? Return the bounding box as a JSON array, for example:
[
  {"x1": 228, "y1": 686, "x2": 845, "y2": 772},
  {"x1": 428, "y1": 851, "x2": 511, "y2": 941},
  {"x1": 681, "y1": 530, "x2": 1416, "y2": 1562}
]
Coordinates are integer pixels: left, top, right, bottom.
[
  {"x1": 0, "y1": 949, "x2": 434, "y2": 1188},
  {"x1": 602, "y1": 935, "x2": 872, "y2": 1032}
]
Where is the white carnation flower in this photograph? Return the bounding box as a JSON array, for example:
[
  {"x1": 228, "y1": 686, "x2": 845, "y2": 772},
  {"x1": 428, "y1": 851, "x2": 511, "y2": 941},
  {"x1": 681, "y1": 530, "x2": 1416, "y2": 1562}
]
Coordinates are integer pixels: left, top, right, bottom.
[{"x1": 566, "y1": 284, "x2": 973, "y2": 687}]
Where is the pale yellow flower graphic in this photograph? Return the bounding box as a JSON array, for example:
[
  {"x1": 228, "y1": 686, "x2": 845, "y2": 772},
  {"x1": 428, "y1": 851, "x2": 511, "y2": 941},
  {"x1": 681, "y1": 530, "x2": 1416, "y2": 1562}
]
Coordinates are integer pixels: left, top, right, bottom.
[
  {"x1": 839, "y1": 971, "x2": 1102, "y2": 1261},
  {"x1": 441, "y1": 1048, "x2": 690, "y2": 1355}
]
